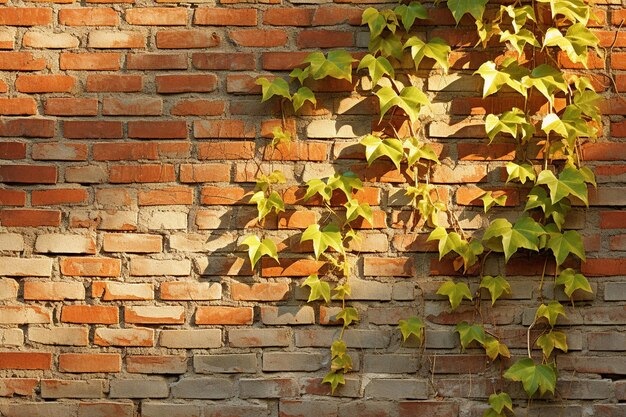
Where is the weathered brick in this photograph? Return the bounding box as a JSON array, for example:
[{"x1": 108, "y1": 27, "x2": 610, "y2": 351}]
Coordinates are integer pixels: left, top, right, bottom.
[
  {"x1": 0, "y1": 352, "x2": 52, "y2": 370},
  {"x1": 261, "y1": 306, "x2": 315, "y2": 325},
  {"x1": 194, "y1": 354, "x2": 257, "y2": 374},
  {"x1": 59, "y1": 353, "x2": 121, "y2": 373},
  {"x1": 126, "y1": 355, "x2": 187, "y2": 374},
  {"x1": 61, "y1": 305, "x2": 118, "y2": 324},
  {"x1": 262, "y1": 352, "x2": 324, "y2": 372},
  {"x1": 0, "y1": 329, "x2": 23, "y2": 346},
  {"x1": 24, "y1": 282, "x2": 85, "y2": 301},
  {"x1": 159, "y1": 329, "x2": 222, "y2": 349},
  {"x1": 125, "y1": 306, "x2": 185, "y2": 324},
  {"x1": 160, "y1": 281, "x2": 221, "y2": 300},
  {"x1": 35, "y1": 234, "x2": 95, "y2": 254},
  {"x1": 196, "y1": 306, "x2": 253, "y2": 325},
  {"x1": 29, "y1": 327, "x2": 89, "y2": 346},
  {"x1": 110, "y1": 379, "x2": 169, "y2": 399},
  {"x1": 0, "y1": 257, "x2": 52, "y2": 277},
  {"x1": 0, "y1": 378, "x2": 37, "y2": 397},
  {"x1": 229, "y1": 328, "x2": 291, "y2": 347},
  {"x1": 41, "y1": 379, "x2": 104, "y2": 399},
  {"x1": 130, "y1": 258, "x2": 191, "y2": 276}
]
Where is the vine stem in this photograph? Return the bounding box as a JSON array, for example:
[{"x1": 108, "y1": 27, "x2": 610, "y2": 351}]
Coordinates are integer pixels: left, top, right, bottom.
[{"x1": 527, "y1": 317, "x2": 537, "y2": 359}]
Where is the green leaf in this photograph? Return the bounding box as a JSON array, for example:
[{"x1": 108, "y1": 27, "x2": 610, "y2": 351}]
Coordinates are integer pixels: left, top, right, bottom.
[
  {"x1": 249, "y1": 190, "x2": 285, "y2": 221},
  {"x1": 536, "y1": 330, "x2": 568, "y2": 357},
  {"x1": 303, "y1": 178, "x2": 332, "y2": 203},
  {"x1": 480, "y1": 275, "x2": 511, "y2": 306},
  {"x1": 302, "y1": 274, "x2": 331, "y2": 303},
  {"x1": 544, "y1": 24, "x2": 599, "y2": 68},
  {"x1": 574, "y1": 88, "x2": 601, "y2": 123},
  {"x1": 322, "y1": 370, "x2": 345, "y2": 394},
  {"x1": 289, "y1": 66, "x2": 310, "y2": 84},
  {"x1": 292, "y1": 87, "x2": 316, "y2": 112},
  {"x1": 362, "y1": 7, "x2": 388, "y2": 39},
  {"x1": 301, "y1": 223, "x2": 344, "y2": 259},
  {"x1": 556, "y1": 268, "x2": 592, "y2": 298},
  {"x1": 270, "y1": 126, "x2": 292, "y2": 149},
  {"x1": 487, "y1": 392, "x2": 514, "y2": 414},
  {"x1": 579, "y1": 166, "x2": 596, "y2": 187},
  {"x1": 521, "y1": 64, "x2": 568, "y2": 107},
  {"x1": 344, "y1": 199, "x2": 373, "y2": 225},
  {"x1": 455, "y1": 321, "x2": 486, "y2": 350},
  {"x1": 327, "y1": 171, "x2": 363, "y2": 200},
  {"x1": 437, "y1": 281, "x2": 473, "y2": 310},
  {"x1": 485, "y1": 108, "x2": 535, "y2": 143},
  {"x1": 483, "y1": 336, "x2": 511, "y2": 360},
  {"x1": 241, "y1": 235, "x2": 279, "y2": 269},
  {"x1": 546, "y1": 229, "x2": 585, "y2": 266},
  {"x1": 535, "y1": 301, "x2": 566, "y2": 327},
  {"x1": 506, "y1": 162, "x2": 536, "y2": 184},
  {"x1": 375, "y1": 86, "x2": 429, "y2": 125},
  {"x1": 303, "y1": 50, "x2": 355, "y2": 82},
  {"x1": 398, "y1": 316, "x2": 425, "y2": 342},
  {"x1": 481, "y1": 191, "x2": 507, "y2": 213},
  {"x1": 499, "y1": 28, "x2": 540, "y2": 55},
  {"x1": 503, "y1": 358, "x2": 557, "y2": 397},
  {"x1": 482, "y1": 216, "x2": 545, "y2": 261},
  {"x1": 501, "y1": 5, "x2": 536, "y2": 33},
  {"x1": 404, "y1": 137, "x2": 440, "y2": 167},
  {"x1": 428, "y1": 227, "x2": 482, "y2": 271},
  {"x1": 394, "y1": 2, "x2": 428, "y2": 31},
  {"x1": 405, "y1": 37, "x2": 451, "y2": 73},
  {"x1": 369, "y1": 33, "x2": 404, "y2": 60},
  {"x1": 357, "y1": 54, "x2": 394, "y2": 87},
  {"x1": 474, "y1": 60, "x2": 528, "y2": 98},
  {"x1": 537, "y1": 0, "x2": 590, "y2": 25},
  {"x1": 331, "y1": 339, "x2": 347, "y2": 358},
  {"x1": 360, "y1": 135, "x2": 404, "y2": 170},
  {"x1": 331, "y1": 352, "x2": 353, "y2": 372},
  {"x1": 332, "y1": 283, "x2": 351, "y2": 300},
  {"x1": 336, "y1": 307, "x2": 359, "y2": 326},
  {"x1": 447, "y1": 0, "x2": 488, "y2": 23},
  {"x1": 536, "y1": 167, "x2": 588, "y2": 206},
  {"x1": 256, "y1": 77, "x2": 291, "y2": 102}
]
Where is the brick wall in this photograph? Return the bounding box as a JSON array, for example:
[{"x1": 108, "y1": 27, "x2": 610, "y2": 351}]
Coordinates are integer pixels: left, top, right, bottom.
[{"x1": 0, "y1": 1, "x2": 625, "y2": 416}]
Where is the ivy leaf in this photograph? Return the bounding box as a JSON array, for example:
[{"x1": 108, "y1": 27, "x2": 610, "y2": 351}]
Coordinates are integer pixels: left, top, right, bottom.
[
  {"x1": 574, "y1": 88, "x2": 601, "y2": 123},
  {"x1": 256, "y1": 77, "x2": 291, "y2": 102},
  {"x1": 302, "y1": 274, "x2": 331, "y2": 303},
  {"x1": 331, "y1": 352, "x2": 353, "y2": 372},
  {"x1": 481, "y1": 191, "x2": 507, "y2": 213},
  {"x1": 506, "y1": 162, "x2": 536, "y2": 184},
  {"x1": 544, "y1": 24, "x2": 599, "y2": 68},
  {"x1": 303, "y1": 178, "x2": 332, "y2": 203},
  {"x1": 487, "y1": 392, "x2": 514, "y2": 414},
  {"x1": 249, "y1": 190, "x2": 285, "y2": 221},
  {"x1": 428, "y1": 227, "x2": 465, "y2": 260},
  {"x1": 480, "y1": 275, "x2": 512, "y2": 306},
  {"x1": 404, "y1": 37, "x2": 451, "y2": 73},
  {"x1": 331, "y1": 339, "x2": 347, "y2": 358},
  {"x1": 579, "y1": 166, "x2": 596, "y2": 187},
  {"x1": 521, "y1": 64, "x2": 568, "y2": 107},
  {"x1": 537, "y1": 0, "x2": 590, "y2": 25},
  {"x1": 394, "y1": 2, "x2": 428, "y2": 31},
  {"x1": 536, "y1": 330, "x2": 568, "y2": 357},
  {"x1": 303, "y1": 50, "x2": 355, "y2": 82},
  {"x1": 546, "y1": 229, "x2": 585, "y2": 266},
  {"x1": 437, "y1": 281, "x2": 473, "y2": 310},
  {"x1": 292, "y1": 87, "x2": 316, "y2": 112},
  {"x1": 447, "y1": 0, "x2": 488, "y2": 23},
  {"x1": 482, "y1": 216, "x2": 545, "y2": 261},
  {"x1": 398, "y1": 316, "x2": 425, "y2": 342},
  {"x1": 360, "y1": 134, "x2": 404, "y2": 170},
  {"x1": 504, "y1": 358, "x2": 557, "y2": 397},
  {"x1": 476, "y1": 20, "x2": 501, "y2": 48},
  {"x1": 369, "y1": 33, "x2": 404, "y2": 60},
  {"x1": 289, "y1": 66, "x2": 310, "y2": 84},
  {"x1": 404, "y1": 137, "x2": 440, "y2": 167},
  {"x1": 474, "y1": 60, "x2": 528, "y2": 98},
  {"x1": 555, "y1": 268, "x2": 592, "y2": 298},
  {"x1": 344, "y1": 199, "x2": 373, "y2": 225},
  {"x1": 241, "y1": 235, "x2": 279, "y2": 269},
  {"x1": 322, "y1": 370, "x2": 345, "y2": 394},
  {"x1": 270, "y1": 126, "x2": 292, "y2": 149},
  {"x1": 485, "y1": 108, "x2": 535, "y2": 143},
  {"x1": 362, "y1": 7, "x2": 388, "y2": 39},
  {"x1": 499, "y1": 28, "x2": 540, "y2": 55},
  {"x1": 327, "y1": 171, "x2": 363, "y2": 200},
  {"x1": 501, "y1": 5, "x2": 535, "y2": 33},
  {"x1": 301, "y1": 223, "x2": 344, "y2": 259},
  {"x1": 536, "y1": 167, "x2": 588, "y2": 206},
  {"x1": 357, "y1": 54, "x2": 394, "y2": 87},
  {"x1": 455, "y1": 321, "x2": 486, "y2": 350},
  {"x1": 375, "y1": 86, "x2": 429, "y2": 125},
  {"x1": 333, "y1": 283, "x2": 351, "y2": 300},
  {"x1": 336, "y1": 307, "x2": 359, "y2": 326},
  {"x1": 535, "y1": 300, "x2": 566, "y2": 327},
  {"x1": 525, "y1": 187, "x2": 571, "y2": 230},
  {"x1": 483, "y1": 336, "x2": 511, "y2": 360}
]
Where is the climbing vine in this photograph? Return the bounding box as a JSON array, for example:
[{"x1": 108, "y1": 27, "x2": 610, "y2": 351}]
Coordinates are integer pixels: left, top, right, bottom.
[{"x1": 242, "y1": 0, "x2": 602, "y2": 412}]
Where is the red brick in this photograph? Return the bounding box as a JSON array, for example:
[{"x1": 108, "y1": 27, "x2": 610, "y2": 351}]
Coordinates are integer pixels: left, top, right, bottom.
[
  {"x1": 0, "y1": 52, "x2": 46, "y2": 71},
  {"x1": 264, "y1": 8, "x2": 313, "y2": 26},
  {"x1": 109, "y1": 164, "x2": 176, "y2": 183},
  {"x1": 32, "y1": 142, "x2": 88, "y2": 161},
  {"x1": 156, "y1": 30, "x2": 220, "y2": 49},
  {"x1": 0, "y1": 118, "x2": 54, "y2": 137},
  {"x1": 457, "y1": 143, "x2": 516, "y2": 161},
  {"x1": 16, "y1": 75, "x2": 75, "y2": 93},
  {"x1": 0, "y1": 98, "x2": 37, "y2": 115},
  {"x1": 261, "y1": 258, "x2": 325, "y2": 277},
  {"x1": 180, "y1": 163, "x2": 230, "y2": 183},
  {"x1": 125, "y1": 306, "x2": 185, "y2": 324},
  {"x1": 0, "y1": 142, "x2": 26, "y2": 159},
  {"x1": 612, "y1": 9, "x2": 626, "y2": 25},
  {"x1": 60, "y1": 257, "x2": 121, "y2": 277},
  {"x1": 156, "y1": 74, "x2": 217, "y2": 93},
  {"x1": 0, "y1": 190, "x2": 26, "y2": 206},
  {"x1": 78, "y1": 402, "x2": 134, "y2": 417},
  {"x1": 32, "y1": 188, "x2": 88, "y2": 206},
  {"x1": 262, "y1": 52, "x2": 310, "y2": 70},
  {"x1": 86, "y1": 74, "x2": 142, "y2": 91},
  {"x1": 44, "y1": 98, "x2": 98, "y2": 116},
  {"x1": 229, "y1": 29, "x2": 287, "y2": 47},
  {"x1": 127, "y1": 53, "x2": 187, "y2": 70},
  {"x1": 0, "y1": 378, "x2": 38, "y2": 396},
  {"x1": 312, "y1": 6, "x2": 362, "y2": 25},
  {"x1": 582, "y1": 258, "x2": 626, "y2": 276},
  {"x1": 456, "y1": 187, "x2": 519, "y2": 206},
  {"x1": 60, "y1": 52, "x2": 121, "y2": 70},
  {"x1": 0, "y1": 209, "x2": 60, "y2": 226},
  {"x1": 64, "y1": 121, "x2": 123, "y2": 139},
  {"x1": 0, "y1": 165, "x2": 57, "y2": 184},
  {"x1": 195, "y1": 306, "x2": 253, "y2": 325},
  {"x1": 88, "y1": 30, "x2": 145, "y2": 48},
  {"x1": 59, "y1": 8, "x2": 119, "y2": 26},
  {"x1": 171, "y1": 100, "x2": 224, "y2": 116},
  {"x1": 0, "y1": 352, "x2": 51, "y2": 370},
  {"x1": 197, "y1": 142, "x2": 255, "y2": 160},
  {"x1": 59, "y1": 353, "x2": 121, "y2": 373},
  {"x1": 138, "y1": 186, "x2": 193, "y2": 205},
  {"x1": 200, "y1": 186, "x2": 249, "y2": 205},
  {"x1": 61, "y1": 305, "x2": 119, "y2": 324},
  {"x1": 192, "y1": 52, "x2": 255, "y2": 70},
  {"x1": 297, "y1": 30, "x2": 353, "y2": 48},
  {"x1": 125, "y1": 8, "x2": 188, "y2": 25},
  {"x1": 194, "y1": 120, "x2": 255, "y2": 139},
  {"x1": 126, "y1": 355, "x2": 186, "y2": 374},
  {"x1": 0, "y1": 8, "x2": 52, "y2": 26},
  {"x1": 194, "y1": 8, "x2": 257, "y2": 26},
  {"x1": 264, "y1": 142, "x2": 327, "y2": 161},
  {"x1": 231, "y1": 282, "x2": 290, "y2": 301},
  {"x1": 601, "y1": 211, "x2": 626, "y2": 229},
  {"x1": 102, "y1": 97, "x2": 162, "y2": 116},
  {"x1": 128, "y1": 120, "x2": 187, "y2": 139}
]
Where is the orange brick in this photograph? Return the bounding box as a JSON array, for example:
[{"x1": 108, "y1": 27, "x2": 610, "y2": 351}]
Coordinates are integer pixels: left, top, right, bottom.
[
  {"x1": 61, "y1": 305, "x2": 119, "y2": 324},
  {"x1": 59, "y1": 353, "x2": 121, "y2": 373},
  {"x1": 195, "y1": 306, "x2": 253, "y2": 325}
]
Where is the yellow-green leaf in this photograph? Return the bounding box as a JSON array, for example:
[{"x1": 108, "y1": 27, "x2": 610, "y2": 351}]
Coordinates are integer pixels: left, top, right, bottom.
[
  {"x1": 301, "y1": 223, "x2": 344, "y2": 259},
  {"x1": 536, "y1": 330, "x2": 568, "y2": 357},
  {"x1": 556, "y1": 268, "x2": 592, "y2": 298},
  {"x1": 241, "y1": 235, "x2": 279, "y2": 269},
  {"x1": 302, "y1": 274, "x2": 331, "y2": 303},
  {"x1": 256, "y1": 77, "x2": 291, "y2": 102},
  {"x1": 480, "y1": 275, "x2": 511, "y2": 305},
  {"x1": 504, "y1": 358, "x2": 557, "y2": 397},
  {"x1": 398, "y1": 316, "x2": 425, "y2": 343},
  {"x1": 360, "y1": 134, "x2": 404, "y2": 170},
  {"x1": 437, "y1": 281, "x2": 473, "y2": 310},
  {"x1": 535, "y1": 300, "x2": 566, "y2": 327}
]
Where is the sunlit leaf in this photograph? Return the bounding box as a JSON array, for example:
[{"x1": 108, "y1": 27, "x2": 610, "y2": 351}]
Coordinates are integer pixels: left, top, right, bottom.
[
  {"x1": 481, "y1": 191, "x2": 507, "y2": 213},
  {"x1": 536, "y1": 167, "x2": 588, "y2": 205},
  {"x1": 504, "y1": 358, "x2": 557, "y2": 397},
  {"x1": 302, "y1": 274, "x2": 331, "y2": 303},
  {"x1": 405, "y1": 36, "x2": 451, "y2": 73},
  {"x1": 241, "y1": 235, "x2": 279, "y2": 269},
  {"x1": 480, "y1": 275, "x2": 511, "y2": 305},
  {"x1": 506, "y1": 162, "x2": 536, "y2": 184},
  {"x1": 437, "y1": 280, "x2": 473, "y2": 310},
  {"x1": 357, "y1": 54, "x2": 394, "y2": 87},
  {"x1": 546, "y1": 229, "x2": 585, "y2": 266},
  {"x1": 301, "y1": 223, "x2": 344, "y2": 259},
  {"x1": 535, "y1": 300, "x2": 566, "y2": 327},
  {"x1": 455, "y1": 321, "x2": 486, "y2": 350},
  {"x1": 292, "y1": 87, "x2": 316, "y2": 112},
  {"x1": 483, "y1": 336, "x2": 511, "y2": 360},
  {"x1": 398, "y1": 316, "x2": 425, "y2": 342},
  {"x1": 360, "y1": 134, "x2": 404, "y2": 170},
  {"x1": 482, "y1": 216, "x2": 545, "y2": 261},
  {"x1": 394, "y1": 2, "x2": 428, "y2": 31},
  {"x1": 322, "y1": 370, "x2": 345, "y2": 394},
  {"x1": 303, "y1": 50, "x2": 355, "y2": 82},
  {"x1": 447, "y1": 0, "x2": 488, "y2": 23},
  {"x1": 375, "y1": 86, "x2": 429, "y2": 124},
  {"x1": 336, "y1": 307, "x2": 359, "y2": 326},
  {"x1": 556, "y1": 268, "x2": 592, "y2": 298},
  {"x1": 536, "y1": 330, "x2": 568, "y2": 357}
]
